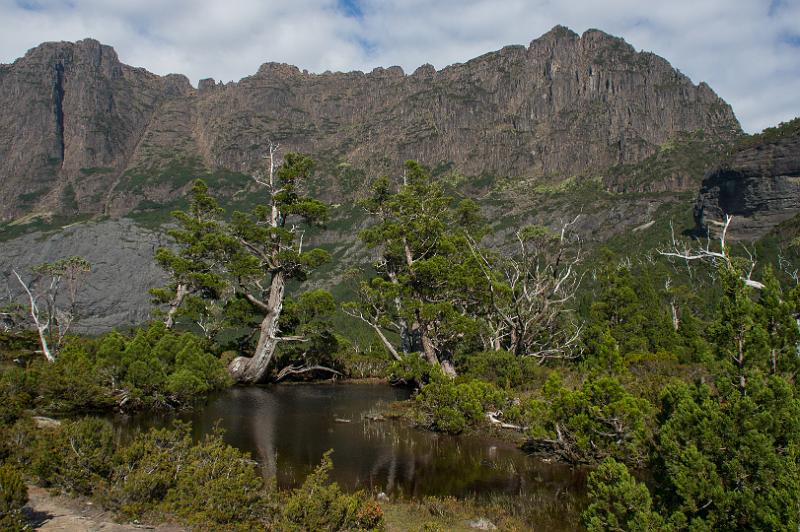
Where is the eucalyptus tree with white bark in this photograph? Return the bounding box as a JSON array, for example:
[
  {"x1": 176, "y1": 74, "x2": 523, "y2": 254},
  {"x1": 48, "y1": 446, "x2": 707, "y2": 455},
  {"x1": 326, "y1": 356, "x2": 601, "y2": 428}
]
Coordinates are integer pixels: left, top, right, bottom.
[{"x1": 11, "y1": 256, "x2": 91, "y2": 361}]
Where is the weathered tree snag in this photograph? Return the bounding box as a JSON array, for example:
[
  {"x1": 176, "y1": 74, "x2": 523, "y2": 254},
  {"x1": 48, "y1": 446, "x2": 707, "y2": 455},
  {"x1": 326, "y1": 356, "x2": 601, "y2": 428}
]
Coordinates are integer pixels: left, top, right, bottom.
[
  {"x1": 274, "y1": 363, "x2": 342, "y2": 382},
  {"x1": 660, "y1": 214, "x2": 765, "y2": 289},
  {"x1": 341, "y1": 303, "x2": 402, "y2": 361},
  {"x1": 12, "y1": 258, "x2": 90, "y2": 362},
  {"x1": 14, "y1": 270, "x2": 55, "y2": 362},
  {"x1": 466, "y1": 217, "x2": 584, "y2": 364}
]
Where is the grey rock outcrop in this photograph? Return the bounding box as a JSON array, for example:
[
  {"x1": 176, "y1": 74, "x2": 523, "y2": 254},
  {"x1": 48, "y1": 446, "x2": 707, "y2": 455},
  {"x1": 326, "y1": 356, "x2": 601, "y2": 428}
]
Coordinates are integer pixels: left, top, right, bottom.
[
  {"x1": 694, "y1": 130, "x2": 800, "y2": 240},
  {"x1": 0, "y1": 218, "x2": 168, "y2": 332}
]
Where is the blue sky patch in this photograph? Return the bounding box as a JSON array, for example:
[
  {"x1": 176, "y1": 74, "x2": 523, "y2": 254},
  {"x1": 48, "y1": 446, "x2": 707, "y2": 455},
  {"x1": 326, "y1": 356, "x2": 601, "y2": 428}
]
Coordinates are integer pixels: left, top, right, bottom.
[
  {"x1": 338, "y1": 0, "x2": 363, "y2": 19},
  {"x1": 780, "y1": 33, "x2": 800, "y2": 47},
  {"x1": 15, "y1": 0, "x2": 44, "y2": 11}
]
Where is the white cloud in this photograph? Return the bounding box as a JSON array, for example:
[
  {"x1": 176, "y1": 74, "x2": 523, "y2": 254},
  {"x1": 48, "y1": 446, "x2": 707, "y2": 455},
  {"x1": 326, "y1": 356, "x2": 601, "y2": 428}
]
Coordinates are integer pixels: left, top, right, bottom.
[{"x1": 0, "y1": 0, "x2": 798, "y2": 131}]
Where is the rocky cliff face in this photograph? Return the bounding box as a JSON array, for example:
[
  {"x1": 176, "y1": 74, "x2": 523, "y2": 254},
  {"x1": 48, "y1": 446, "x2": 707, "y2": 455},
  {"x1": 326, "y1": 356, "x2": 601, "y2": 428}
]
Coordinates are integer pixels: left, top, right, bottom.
[
  {"x1": 0, "y1": 219, "x2": 168, "y2": 332},
  {"x1": 694, "y1": 124, "x2": 800, "y2": 240},
  {"x1": 0, "y1": 26, "x2": 740, "y2": 223},
  {"x1": 0, "y1": 39, "x2": 192, "y2": 221}
]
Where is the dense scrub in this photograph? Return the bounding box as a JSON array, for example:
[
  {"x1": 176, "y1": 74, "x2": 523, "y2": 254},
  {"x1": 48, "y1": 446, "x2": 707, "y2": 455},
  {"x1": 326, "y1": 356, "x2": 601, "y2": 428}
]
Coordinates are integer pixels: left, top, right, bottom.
[
  {"x1": 0, "y1": 322, "x2": 230, "y2": 415},
  {"x1": 400, "y1": 251, "x2": 800, "y2": 530},
  {"x1": 0, "y1": 462, "x2": 27, "y2": 531},
  {"x1": 0, "y1": 417, "x2": 384, "y2": 531}
]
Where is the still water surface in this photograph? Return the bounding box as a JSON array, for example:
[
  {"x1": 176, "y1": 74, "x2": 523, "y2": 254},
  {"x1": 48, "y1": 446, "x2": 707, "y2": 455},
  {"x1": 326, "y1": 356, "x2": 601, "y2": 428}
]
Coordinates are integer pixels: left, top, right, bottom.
[{"x1": 113, "y1": 384, "x2": 588, "y2": 530}]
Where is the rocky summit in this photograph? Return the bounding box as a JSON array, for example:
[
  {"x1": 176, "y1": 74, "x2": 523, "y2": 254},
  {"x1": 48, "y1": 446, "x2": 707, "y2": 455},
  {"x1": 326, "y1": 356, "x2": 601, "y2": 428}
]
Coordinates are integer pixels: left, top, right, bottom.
[{"x1": 0, "y1": 26, "x2": 740, "y2": 223}]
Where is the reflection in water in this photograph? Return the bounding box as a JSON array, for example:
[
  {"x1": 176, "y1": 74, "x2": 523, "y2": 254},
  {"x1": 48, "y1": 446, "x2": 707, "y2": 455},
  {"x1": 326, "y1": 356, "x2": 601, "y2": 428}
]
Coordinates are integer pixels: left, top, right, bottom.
[{"x1": 113, "y1": 384, "x2": 588, "y2": 531}]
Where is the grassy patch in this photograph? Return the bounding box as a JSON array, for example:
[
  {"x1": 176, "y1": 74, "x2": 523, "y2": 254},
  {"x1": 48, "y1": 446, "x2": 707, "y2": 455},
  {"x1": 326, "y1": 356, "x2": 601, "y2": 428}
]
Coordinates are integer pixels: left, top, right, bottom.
[
  {"x1": 17, "y1": 189, "x2": 49, "y2": 204},
  {"x1": 0, "y1": 214, "x2": 92, "y2": 242},
  {"x1": 601, "y1": 129, "x2": 736, "y2": 191},
  {"x1": 79, "y1": 167, "x2": 114, "y2": 176},
  {"x1": 737, "y1": 116, "x2": 800, "y2": 149}
]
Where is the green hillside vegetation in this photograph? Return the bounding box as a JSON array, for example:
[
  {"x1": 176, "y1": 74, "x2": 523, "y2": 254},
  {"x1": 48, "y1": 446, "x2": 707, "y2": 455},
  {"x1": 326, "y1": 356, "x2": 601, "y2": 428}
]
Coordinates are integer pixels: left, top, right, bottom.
[
  {"x1": 601, "y1": 129, "x2": 737, "y2": 192},
  {"x1": 737, "y1": 116, "x2": 800, "y2": 149}
]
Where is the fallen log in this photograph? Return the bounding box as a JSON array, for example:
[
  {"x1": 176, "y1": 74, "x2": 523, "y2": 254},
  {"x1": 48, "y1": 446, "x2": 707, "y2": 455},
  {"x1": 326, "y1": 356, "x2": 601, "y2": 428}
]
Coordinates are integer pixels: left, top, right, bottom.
[{"x1": 485, "y1": 411, "x2": 526, "y2": 431}]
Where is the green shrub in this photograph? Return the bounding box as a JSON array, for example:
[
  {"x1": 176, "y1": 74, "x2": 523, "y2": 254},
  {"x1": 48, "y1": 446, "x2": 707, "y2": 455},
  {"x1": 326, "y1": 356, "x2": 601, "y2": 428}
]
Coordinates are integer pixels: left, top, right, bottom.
[
  {"x1": 583, "y1": 458, "x2": 666, "y2": 531},
  {"x1": 166, "y1": 429, "x2": 266, "y2": 529},
  {"x1": 27, "y1": 417, "x2": 114, "y2": 495},
  {"x1": 0, "y1": 418, "x2": 35, "y2": 465},
  {"x1": 169, "y1": 339, "x2": 231, "y2": 399},
  {"x1": 525, "y1": 372, "x2": 653, "y2": 464},
  {"x1": 0, "y1": 462, "x2": 28, "y2": 531},
  {"x1": 60, "y1": 418, "x2": 115, "y2": 494},
  {"x1": 416, "y1": 379, "x2": 507, "y2": 434},
  {"x1": 124, "y1": 358, "x2": 167, "y2": 393},
  {"x1": 107, "y1": 423, "x2": 193, "y2": 516},
  {"x1": 35, "y1": 347, "x2": 116, "y2": 413},
  {"x1": 278, "y1": 450, "x2": 384, "y2": 531},
  {"x1": 20, "y1": 424, "x2": 62, "y2": 485},
  {"x1": 0, "y1": 367, "x2": 35, "y2": 425},
  {"x1": 461, "y1": 350, "x2": 543, "y2": 389},
  {"x1": 107, "y1": 422, "x2": 268, "y2": 529},
  {"x1": 388, "y1": 353, "x2": 444, "y2": 386},
  {"x1": 656, "y1": 376, "x2": 800, "y2": 530},
  {"x1": 23, "y1": 323, "x2": 232, "y2": 414}
]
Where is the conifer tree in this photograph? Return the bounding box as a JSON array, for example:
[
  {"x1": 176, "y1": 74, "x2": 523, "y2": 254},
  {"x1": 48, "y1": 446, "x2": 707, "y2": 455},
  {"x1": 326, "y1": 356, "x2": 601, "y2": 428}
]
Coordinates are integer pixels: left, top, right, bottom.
[
  {"x1": 346, "y1": 161, "x2": 481, "y2": 375},
  {"x1": 583, "y1": 458, "x2": 666, "y2": 531},
  {"x1": 151, "y1": 180, "x2": 229, "y2": 329},
  {"x1": 153, "y1": 147, "x2": 329, "y2": 383},
  {"x1": 225, "y1": 149, "x2": 329, "y2": 383},
  {"x1": 708, "y1": 265, "x2": 768, "y2": 391},
  {"x1": 757, "y1": 266, "x2": 800, "y2": 376}
]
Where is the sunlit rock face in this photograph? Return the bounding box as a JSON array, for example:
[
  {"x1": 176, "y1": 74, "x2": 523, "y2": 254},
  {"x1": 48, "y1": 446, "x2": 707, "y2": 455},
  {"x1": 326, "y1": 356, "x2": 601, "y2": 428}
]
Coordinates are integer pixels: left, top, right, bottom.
[{"x1": 0, "y1": 27, "x2": 739, "y2": 222}]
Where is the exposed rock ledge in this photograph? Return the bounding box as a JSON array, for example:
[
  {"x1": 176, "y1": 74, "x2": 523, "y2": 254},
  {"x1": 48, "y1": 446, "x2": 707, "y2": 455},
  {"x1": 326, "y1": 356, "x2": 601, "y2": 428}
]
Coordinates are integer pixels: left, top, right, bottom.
[
  {"x1": 0, "y1": 218, "x2": 168, "y2": 333},
  {"x1": 694, "y1": 132, "x2": 800, "y2": 240}
]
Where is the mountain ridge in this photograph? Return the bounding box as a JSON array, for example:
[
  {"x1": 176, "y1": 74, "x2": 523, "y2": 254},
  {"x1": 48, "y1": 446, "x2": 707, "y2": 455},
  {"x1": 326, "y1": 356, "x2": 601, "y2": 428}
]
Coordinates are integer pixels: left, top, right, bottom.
[{"x1": 0, "y1": 26, "x2": 740, "y2": 225}]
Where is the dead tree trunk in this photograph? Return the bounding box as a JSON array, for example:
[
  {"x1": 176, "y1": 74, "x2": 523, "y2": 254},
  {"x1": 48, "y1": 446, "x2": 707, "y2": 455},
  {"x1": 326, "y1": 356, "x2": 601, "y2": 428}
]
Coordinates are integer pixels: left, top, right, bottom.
[
  {"x1": 420, "y1": 332, "x2": 439, "y2": 366},
  {"x1": 368, "y1": 322, "x2": 402, "y2": 361},
  {"x1": 12, "y1": 270, "x2": 55, "y2": 362},
  {"x1": 228, "y1": 270, "x2": 286, "y2": 384}
]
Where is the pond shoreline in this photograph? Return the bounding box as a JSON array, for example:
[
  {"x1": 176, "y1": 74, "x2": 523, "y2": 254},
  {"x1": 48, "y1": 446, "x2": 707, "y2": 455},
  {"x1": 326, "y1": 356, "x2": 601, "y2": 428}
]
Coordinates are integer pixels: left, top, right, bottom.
[{"x1": 110, "y1": 384, "x2": 589, "y2": 502}]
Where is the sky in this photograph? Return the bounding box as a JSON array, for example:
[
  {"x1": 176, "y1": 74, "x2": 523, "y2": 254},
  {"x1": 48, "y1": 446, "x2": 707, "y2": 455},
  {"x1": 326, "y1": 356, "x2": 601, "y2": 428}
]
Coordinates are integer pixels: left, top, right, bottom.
[{"x1": 1, "y1": 0, "x2": 798, "y2": 132}]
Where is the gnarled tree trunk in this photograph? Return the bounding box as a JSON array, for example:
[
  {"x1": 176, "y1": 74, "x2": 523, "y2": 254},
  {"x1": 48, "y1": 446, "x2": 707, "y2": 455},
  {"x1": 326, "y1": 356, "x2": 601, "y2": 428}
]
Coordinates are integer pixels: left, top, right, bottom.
[
  {"x1": 228, "y1": 271, "x2": 285, "y2": 384},
  {"x1": 421, "y1": 330, "x2": 457, "y2": 377},
  {"x1": 164, "y1": 282, "x2": 189, "y2": 329}
]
